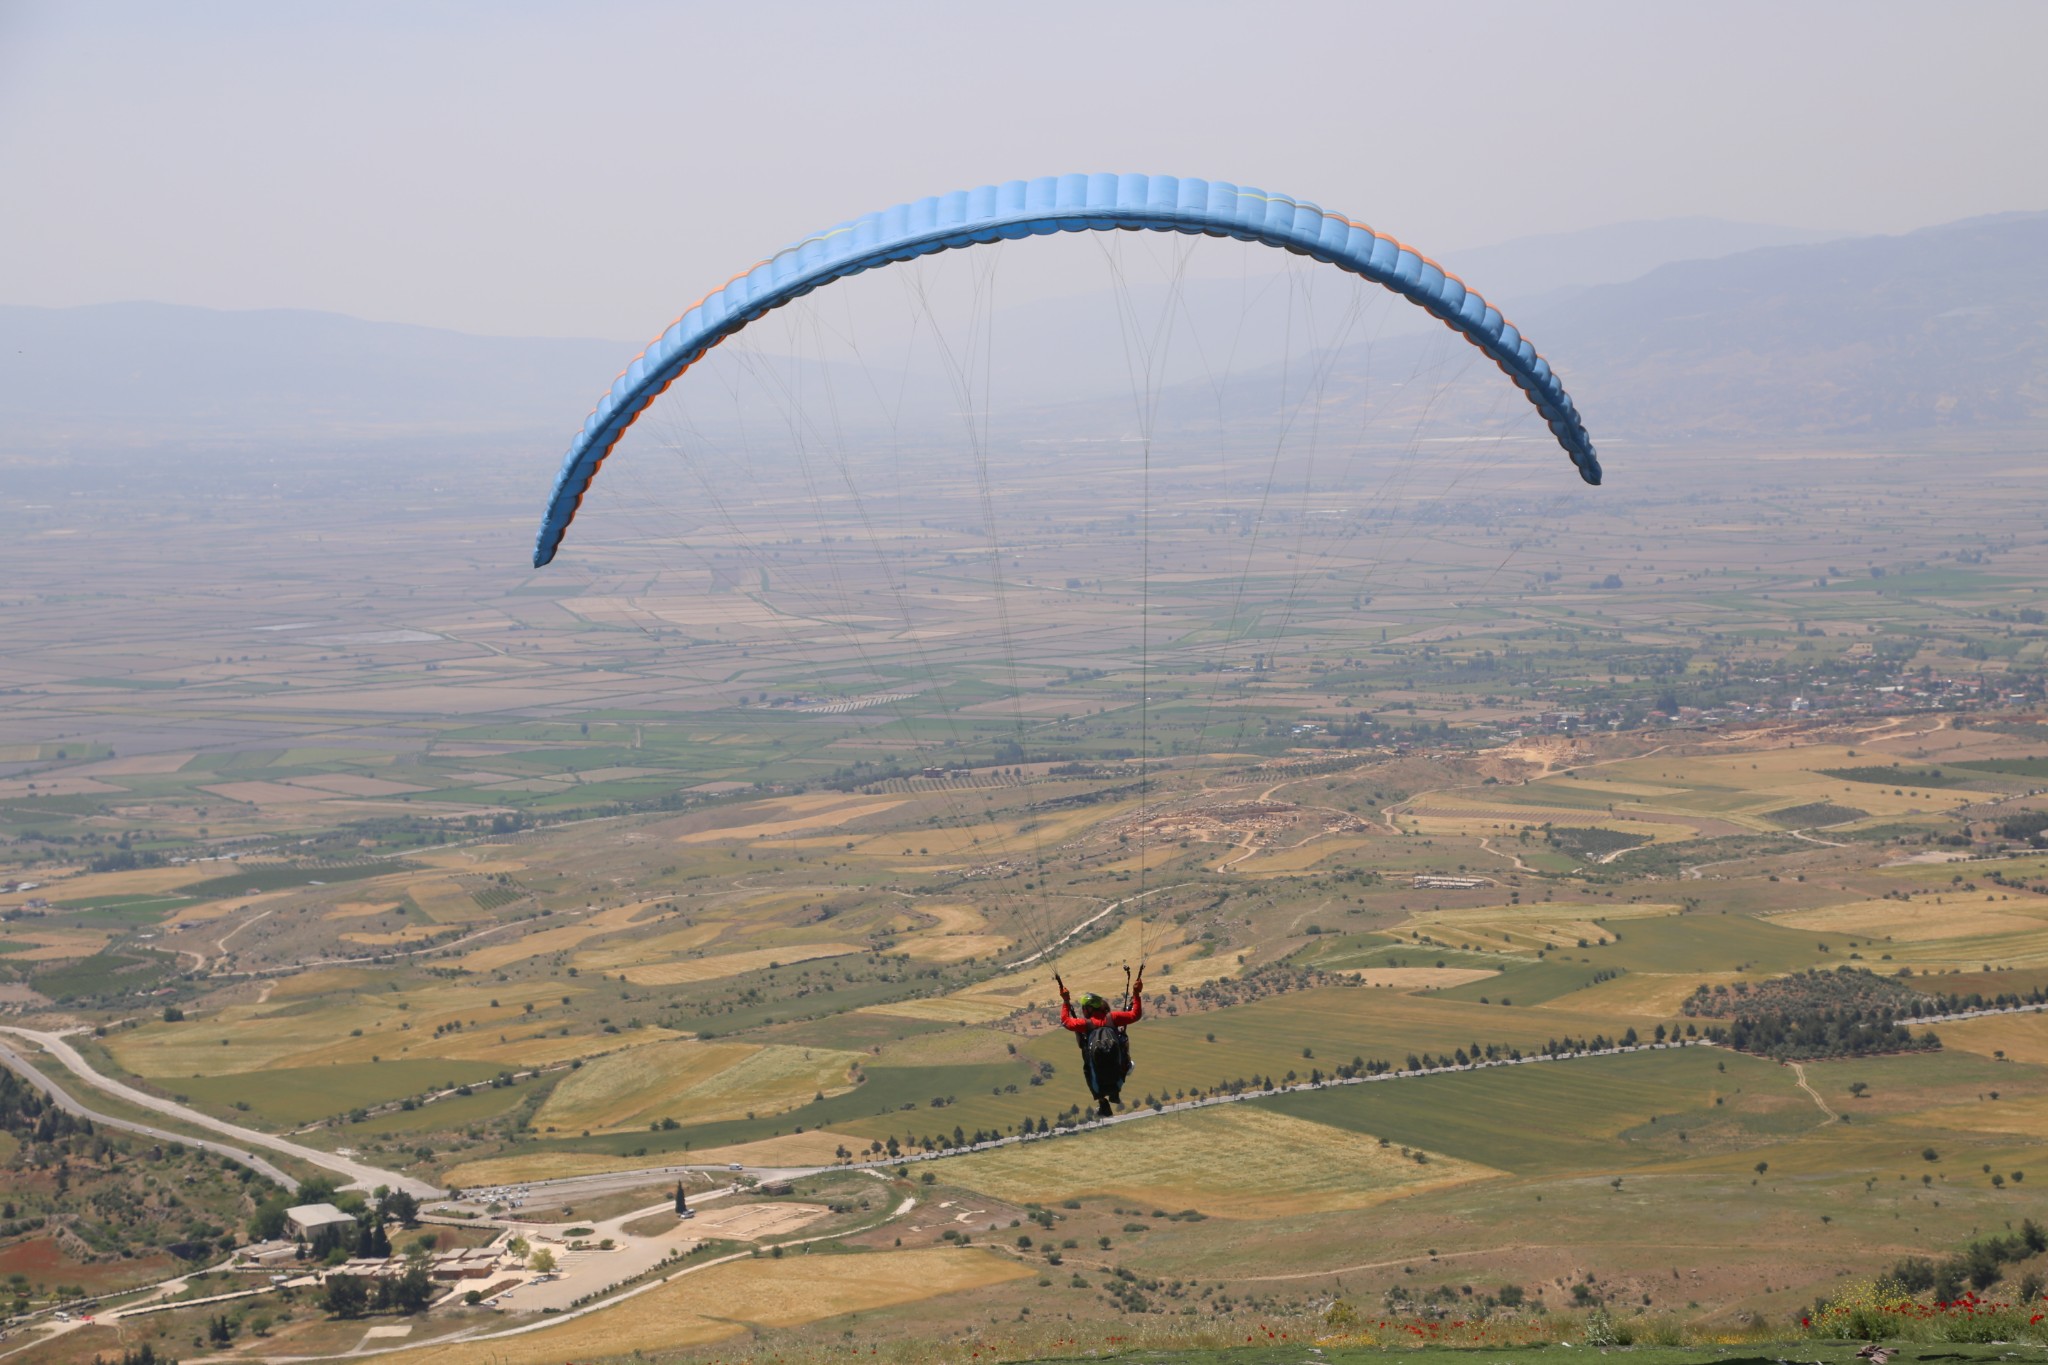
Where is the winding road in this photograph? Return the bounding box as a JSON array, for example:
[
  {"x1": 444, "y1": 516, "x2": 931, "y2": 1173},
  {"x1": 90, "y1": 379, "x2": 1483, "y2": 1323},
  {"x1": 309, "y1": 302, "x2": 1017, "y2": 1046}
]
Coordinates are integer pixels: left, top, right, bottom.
[
  {"x1": 0, "y1": 1026, "x2": 439, "y2": 1197},
  {"x1": 0, "y1": 1035, "x2": 301, "y2": 1190}
]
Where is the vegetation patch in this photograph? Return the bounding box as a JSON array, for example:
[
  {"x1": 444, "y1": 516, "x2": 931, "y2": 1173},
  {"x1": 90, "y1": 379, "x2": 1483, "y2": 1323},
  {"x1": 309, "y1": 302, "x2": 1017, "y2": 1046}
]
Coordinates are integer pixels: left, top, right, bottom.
[
  {"x1": 1766, "y1": 801, "x2": 1870, "y2": 828},
  {"x1": 1680, "y1": 966, "x2": 1940, "y2": 1059},
  {"x1": 1819, "y1": 765, "x2": 1982, "y2": 790},
  {"x1": 1543, "y1": 826, "x2": 1651, "y2": 862},
  {"x1": 30, "y1": 948, "x2": 178, "y2": 1002}
]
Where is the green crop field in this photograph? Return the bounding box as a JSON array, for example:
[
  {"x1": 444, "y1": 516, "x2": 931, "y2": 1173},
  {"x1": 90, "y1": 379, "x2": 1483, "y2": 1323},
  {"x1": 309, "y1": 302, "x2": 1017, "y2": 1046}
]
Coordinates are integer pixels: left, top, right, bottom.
[
  {"x1": 168, "y1": 1058, "x2": 507, "y2": 1127},
  {"x1": 173, "y1": 859, "x2": 419, "y2": 900},
  {"x1": 1433, "y1": 958, "x2": 1618, "y2": 1005},
  {"x1": 1263, "y1": 1047, "x2": 1792, "y2": 1172},
  {"x1": 1596, "y1": 912, "x2": 1829, "y2": 974}
]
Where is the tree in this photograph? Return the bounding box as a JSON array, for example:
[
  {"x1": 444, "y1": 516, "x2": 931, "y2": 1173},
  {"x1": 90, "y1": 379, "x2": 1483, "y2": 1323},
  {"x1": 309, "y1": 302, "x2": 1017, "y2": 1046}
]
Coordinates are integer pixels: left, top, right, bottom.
[
  {"x1": 323, "y1": 1274, "x2": 369, "y2": 1318},
  {"x1": 249, "y1": 1191, "x2": 295, "y2": 1241},
  {"x1": 528, "y1": 1248, "x2": 556, "y2": 1275},
  {"x1": 674, "y1": 1181, "x2": 688, "y2": 1215},
  {"x1": 390, "y1": 1266, "x2": 433, "y2": 1314},
  {"x1": 354, "y1": 1220, "x2": 391, "y2": 1259},
  {"x1": 1848, "y1": 1081, "x2": 1869, "y2": 1098},
  {"x1": 376, "y1": 1189, "x2": 420, "y2": 1229}
]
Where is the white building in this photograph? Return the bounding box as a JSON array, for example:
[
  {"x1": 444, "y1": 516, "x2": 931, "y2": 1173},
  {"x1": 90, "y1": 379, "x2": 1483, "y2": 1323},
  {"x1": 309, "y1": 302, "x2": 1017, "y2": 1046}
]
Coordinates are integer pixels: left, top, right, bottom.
[{"x1": 285, "y1": 1203, "x2": 357, "y2": 1239}]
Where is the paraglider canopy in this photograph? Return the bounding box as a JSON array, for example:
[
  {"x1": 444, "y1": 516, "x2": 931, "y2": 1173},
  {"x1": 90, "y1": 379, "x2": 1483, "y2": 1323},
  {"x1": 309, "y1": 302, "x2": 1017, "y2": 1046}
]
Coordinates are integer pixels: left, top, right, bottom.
[{"x1": 533, "y1": 174, "x2": 1600, "y2": 567}]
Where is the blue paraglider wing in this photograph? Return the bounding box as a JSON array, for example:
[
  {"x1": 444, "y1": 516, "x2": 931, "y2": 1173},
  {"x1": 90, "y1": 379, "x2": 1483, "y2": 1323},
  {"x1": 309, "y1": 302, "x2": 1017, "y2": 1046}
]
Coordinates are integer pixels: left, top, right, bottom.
[{"x1": 534, "y1": 175, "x2": 1600, "y2": 567}]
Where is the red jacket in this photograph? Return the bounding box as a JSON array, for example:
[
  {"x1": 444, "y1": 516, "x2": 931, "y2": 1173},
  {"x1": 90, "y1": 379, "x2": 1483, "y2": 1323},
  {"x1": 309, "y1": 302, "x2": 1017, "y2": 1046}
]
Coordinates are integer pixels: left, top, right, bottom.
[{"x1": 1061, "y1": 985, "x2": 1142, "y2": 1032}]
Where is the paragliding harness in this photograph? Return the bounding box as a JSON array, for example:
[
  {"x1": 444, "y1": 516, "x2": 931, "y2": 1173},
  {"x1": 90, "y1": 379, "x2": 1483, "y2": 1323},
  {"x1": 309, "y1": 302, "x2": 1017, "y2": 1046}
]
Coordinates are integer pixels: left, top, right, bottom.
[
  {"x1": 1061, "y1": 965, "x2": 1138, "y2": 1117},
  {"x1": 1080, "y1": 1016, "x2": 1130, "y2": 1103}
]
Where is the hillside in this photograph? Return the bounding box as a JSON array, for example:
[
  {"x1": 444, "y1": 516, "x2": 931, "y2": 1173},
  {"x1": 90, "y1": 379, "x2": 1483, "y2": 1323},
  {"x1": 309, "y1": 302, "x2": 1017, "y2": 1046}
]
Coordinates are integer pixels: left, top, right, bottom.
[{"x1": 1531, "y1": 210, "x2": 2048, "y2": 442}]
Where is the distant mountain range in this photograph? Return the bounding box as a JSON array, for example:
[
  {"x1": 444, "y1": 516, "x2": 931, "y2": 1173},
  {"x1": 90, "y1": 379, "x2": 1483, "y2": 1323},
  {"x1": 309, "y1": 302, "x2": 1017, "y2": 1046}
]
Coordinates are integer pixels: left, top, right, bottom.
[
  {"x1": 2, "y1": 212, "x2": 2039, "y2": 455},
  {"x1": 1521, "y1": 211, "x2": 2048, "y2": 443}
]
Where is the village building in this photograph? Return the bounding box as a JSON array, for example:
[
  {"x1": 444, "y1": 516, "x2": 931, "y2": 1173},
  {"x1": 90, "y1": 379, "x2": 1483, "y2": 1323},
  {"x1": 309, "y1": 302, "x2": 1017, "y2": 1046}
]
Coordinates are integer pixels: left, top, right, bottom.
[{"x1": 284, "y1": 1203, "x2": 357, "y2": 1240}]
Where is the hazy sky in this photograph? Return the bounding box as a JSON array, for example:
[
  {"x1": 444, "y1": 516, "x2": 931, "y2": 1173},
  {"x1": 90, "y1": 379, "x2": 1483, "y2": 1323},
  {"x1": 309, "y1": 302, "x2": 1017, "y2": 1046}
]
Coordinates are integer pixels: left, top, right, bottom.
[{"x1": 4, "y1": 0, "x2": 2044, "y2": 340}]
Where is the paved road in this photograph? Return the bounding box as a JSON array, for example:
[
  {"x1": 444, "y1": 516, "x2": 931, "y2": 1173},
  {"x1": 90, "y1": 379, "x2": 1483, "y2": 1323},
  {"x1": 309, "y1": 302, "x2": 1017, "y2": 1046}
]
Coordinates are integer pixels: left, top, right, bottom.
[
  {"x1": 0, "y1": 1036, "x2": 302, "y2": 1189},
  {"x1": 0, "y1": 1026, "x2": 439, "y2": 1198}
]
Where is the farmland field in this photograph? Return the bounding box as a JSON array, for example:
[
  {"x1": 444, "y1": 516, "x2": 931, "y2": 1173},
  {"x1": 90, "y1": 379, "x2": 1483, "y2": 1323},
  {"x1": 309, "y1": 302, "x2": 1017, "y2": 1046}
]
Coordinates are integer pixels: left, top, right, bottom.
[
  {"x1": 6, "y1": 432, "x2": 2048, "y2": 1361},
  {"x1": 943, "y1": 1104, "x2": 1500, "y2": 1216}
]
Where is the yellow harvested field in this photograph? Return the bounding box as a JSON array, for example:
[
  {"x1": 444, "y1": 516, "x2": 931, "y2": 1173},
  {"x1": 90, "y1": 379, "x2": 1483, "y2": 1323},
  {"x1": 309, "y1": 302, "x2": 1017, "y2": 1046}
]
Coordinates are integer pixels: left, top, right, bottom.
[
  {"x1": 570, "y1": 920, "x2": 723, "y2": 972},
  {"x1": 323, "y1": 902, "x2": 399, "y2": 920},
  {"x1": 698, "y1": 1247, "x2": 1032, "y2": 1325},
  {"x1": 420, "y1": 1027, "x2": 685, "y2": 1069},
  {"x1": 902, "y1": 933, "x2": 1012, "y2": 964},
  {"x1": 837, "y1": 801, "x2": 1136, "y2": 863},
  {"x1": 32, "y1": 865, "x2": 205, "y2": 901},
  {"x1": 375, "y1": 1249, "x2": 1031, "y2": 1365},
  {"x1": 1540, "y1": 775, "x2": 1691, "y2": 799},
  {"x1": 403, "y1": 876, "x2": 492, "y2": 920},
  {"x1": 537, "y1": 1041, "x2": 863, "y2": 1132},
  {"x1": 341, "y1": 925, "x2": 443, "y2": 945},
  {"x1": 1770, "y1": 900, "x2": 2048, "y2": 944},
  {"x1": 605, "y1": 942, "x2": 865, "y2": 986},
  {"x1": 1935, "y1": 1013, "x2": 2048, "y2": 1066},
  {"x1": 947, "y1": 917, "x2": 1240, "y2": 1020},
  {"x1": 458, "y1": 898, "x2": 672, "y2": 971},
  {"x1": 1403, "y1": 801, "x2": 1629, "y2": 825},
  {"x1": 1539, "y1": 972, "x2": 1749, "y2": 1016},
  {"x1": 201, "y1": 780, "x2": 333, "y2": 805},
  {"x1": 1393, "y1": 902, "x2": 1676, "y2": 952},
  {"x1": 0, "y1": 776, "x2": 124, "y2": 798},
  {"x1": 0, "y1": 930, "x2": 111, "y2": 961},
  {"x1": 262, "y1": 967, "x2": 377, "y2": 1000},
  {"x1": 1239, "y1": 837, "x2": 1385, "y2": 875},
  {"x1": 1409, "y1": 810, "x2": 1695, "y2": 843},
  {"x1": 164, "y1": 900, "x2": 257, "y2": 928},
  {"x1": 1883, "y1": 928, "x2": 2048, "y2": 971},
  {"x1": 857, "y1": 996, "x2": 1020, "y2": 1024},
  {"x1": 109, "y1": 977, "x2": 682, "y2": 1077},
  {"x1": 916, "y1": 903, "x2": 988, "y2": 934},
  {"x1": 1595, "y1": 745, "x2": 1992, "y2": 821},
  {"x1": 1913, "y1": 1091, "x2": 2048, "y2": 1137},
  {"x1": 1344, "y1": 967, "x2": 1498, "y2": 990},
  {"x1": 944, "y1": 1105, "x2": 1498, "y2": 1218},
  {"x1": 684, "y1": 1129, "x2": 871, "y2": 1168},
  {"x1": 896, "y1": 902, "x2": 1013, "y2": 962},
  {"x1": 677, "y1": 795, "x2": 908, "y2": 842}
]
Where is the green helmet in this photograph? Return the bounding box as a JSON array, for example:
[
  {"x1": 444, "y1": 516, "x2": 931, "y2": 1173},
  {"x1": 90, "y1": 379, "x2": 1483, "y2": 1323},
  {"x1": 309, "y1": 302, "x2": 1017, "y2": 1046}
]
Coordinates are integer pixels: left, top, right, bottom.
[{"x1": 1076, "y1": 992, "x2": 1108, "y2": 1013}]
